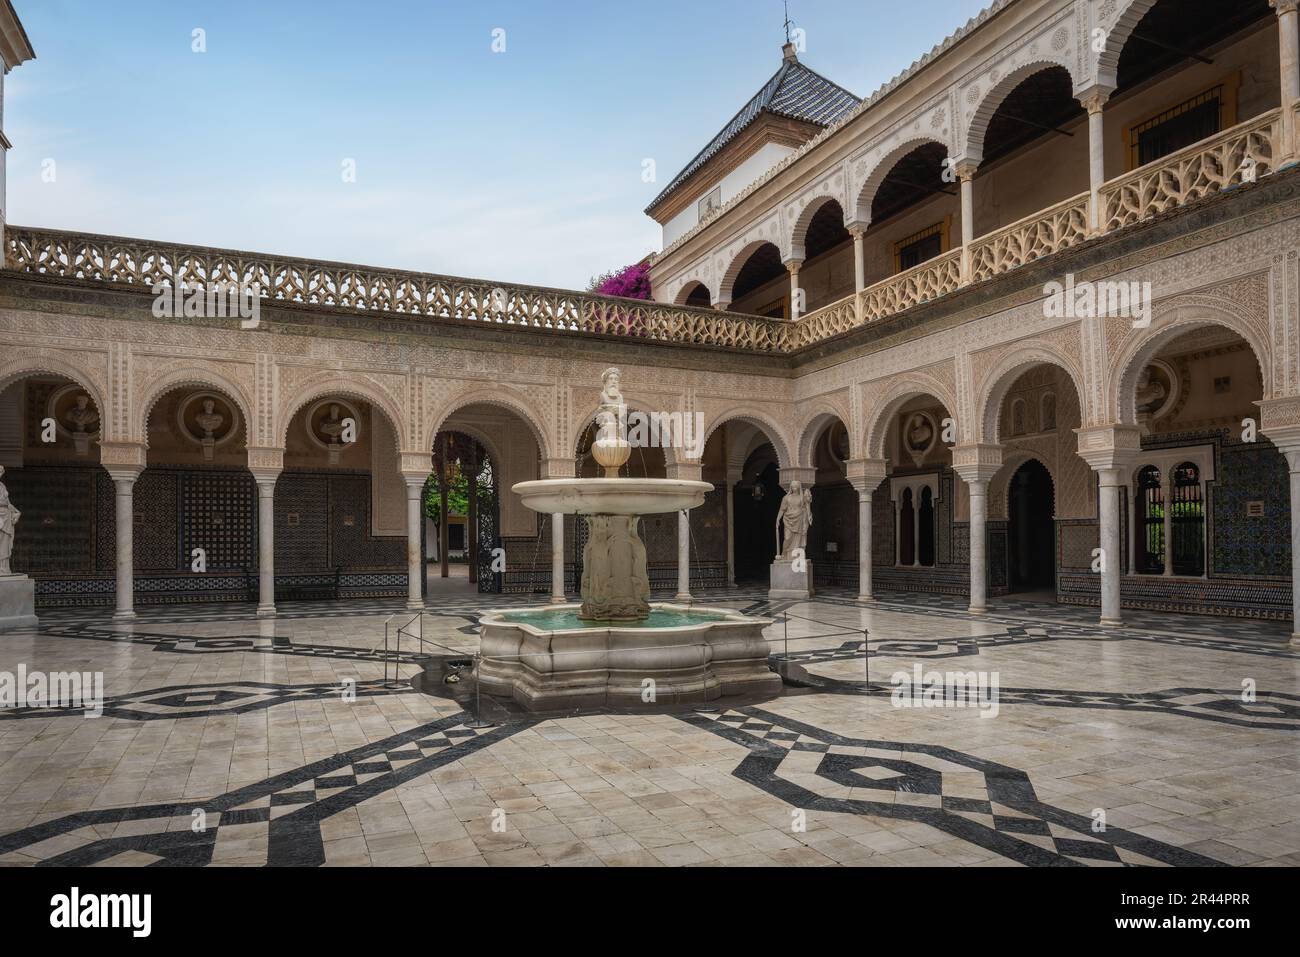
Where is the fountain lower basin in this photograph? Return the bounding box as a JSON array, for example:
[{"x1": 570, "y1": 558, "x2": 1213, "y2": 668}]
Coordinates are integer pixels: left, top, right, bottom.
[{"x1": 477, "y1": 603, "x2": 781, "y2": 711}]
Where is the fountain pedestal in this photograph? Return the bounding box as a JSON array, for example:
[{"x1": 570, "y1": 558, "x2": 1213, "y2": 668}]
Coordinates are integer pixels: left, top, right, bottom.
[{"x1": 579, "y1": 515, "x2": 650, "y2": 620}]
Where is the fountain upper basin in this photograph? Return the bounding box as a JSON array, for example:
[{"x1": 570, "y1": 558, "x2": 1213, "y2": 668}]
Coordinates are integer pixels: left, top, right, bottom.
[{"x1": 512, "y1": 478, "x2": 711, "y2": 516}]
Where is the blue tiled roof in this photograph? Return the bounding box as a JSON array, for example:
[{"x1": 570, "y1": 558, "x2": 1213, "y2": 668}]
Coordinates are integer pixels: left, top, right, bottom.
[{"x1": 646, "y1": 55, "x2": 860, "y2": 215}]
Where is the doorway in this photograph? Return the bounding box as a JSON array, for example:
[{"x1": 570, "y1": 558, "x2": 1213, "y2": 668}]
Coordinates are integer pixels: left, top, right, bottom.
[{"x1": 1007, "y1": 459, "x2": 1055, "y2": 593}]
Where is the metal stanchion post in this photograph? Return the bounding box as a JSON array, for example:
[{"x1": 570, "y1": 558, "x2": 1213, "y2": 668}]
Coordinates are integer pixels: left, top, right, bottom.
[
  {"x1": 466, "y1": 653, "x2": 494, "y2": 728},
  {"x1": 863, "y1": 627, "x2": 869, "y2": 686}
]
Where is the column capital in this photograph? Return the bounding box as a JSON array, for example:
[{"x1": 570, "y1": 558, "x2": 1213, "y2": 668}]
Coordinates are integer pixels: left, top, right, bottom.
[
  {"x1": 249, "y1": 468, "x2": 281, "y2": 488},
  {"x1": 666, "y1": 461, "x2": 703, "y2": 482},
  {"x1": 950, "y1": 443, "x2": 1003, "y2": 484},
  {"x1": 783, "y1": 257, "x2": 804, "y2": 273},
  {"x1": 98, "y1": 441, "x2": 147, "y2": 471},
  {"x1": 1074, "y1": 424, "x2": 1141, "y2": 472},
  {"x1": 845, "y1": 457, "x2": 888, "y2": 492},
  {"x1": 541, "y1": 457, "x2": 576, "y2": 479},
  {"x1": 953, "y1": 159, "x2": 980, "y2": 182},
  {"x1": 103, "y1": 463, "x2": 145, "y2": 484},
  {"x1": 1271, "y1": 0, "x2": 1299, "y2": 17},
  {"x1": 845, "y1": 219, "x2": 870, "y2": 237},
  {"x1": 1076, "y1": 84, "x2": 1114, "y2": 114},
  {"x1": 247, "y1": 446, "x2": 285, "y2": 473},
  {"x1": 778, "y1": 466, "x2": 816, "y2": 489},
  {"x1": 399, "y1": 471, "x2": 428, "y2": 489},
  {"x1": 1260, "y1": 397, "x2": 1300, "y2": 459},
  {"x1": 712, "y1": 299, "x2": 732, "y2": 312}
]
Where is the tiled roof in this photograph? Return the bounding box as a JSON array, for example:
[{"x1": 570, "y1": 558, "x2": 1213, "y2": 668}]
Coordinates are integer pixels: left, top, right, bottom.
[{"x1": 644, "y1": 53, "x2": 860, "y2": 215}]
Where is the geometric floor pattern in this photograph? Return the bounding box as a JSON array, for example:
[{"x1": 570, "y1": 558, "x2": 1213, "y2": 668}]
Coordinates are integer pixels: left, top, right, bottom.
[{"x1": 3, "y1": 585, "x2": 1299, "y2": 866}]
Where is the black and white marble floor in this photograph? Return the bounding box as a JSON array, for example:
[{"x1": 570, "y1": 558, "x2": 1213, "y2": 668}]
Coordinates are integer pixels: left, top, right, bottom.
[{"x1": 1, "y1": 587, "x2": 1298, "y2": 867}]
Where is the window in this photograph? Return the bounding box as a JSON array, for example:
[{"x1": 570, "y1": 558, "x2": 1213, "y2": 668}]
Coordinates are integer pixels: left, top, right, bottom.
[
  {"x1": 1136, "y1": 465, "x2": 1164, "y2": 574},
  {"x1": 893, "y1": 222, "x2": 947, "y2": 273},
  {"x1": 1126, "y1": 79, "x2": 1238, "y2": 171},
  {"x1": 1170, "y1": 462, "x2": 1205, "y2": 577},
  {"x1": 697, "y1": 186, "x2": 722, "y2": 220}
]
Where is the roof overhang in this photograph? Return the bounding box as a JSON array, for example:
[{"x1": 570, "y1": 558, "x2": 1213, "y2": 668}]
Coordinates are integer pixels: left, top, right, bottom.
[{"x1": 0, "y1": 0, "x2": 35, "y2": 73}]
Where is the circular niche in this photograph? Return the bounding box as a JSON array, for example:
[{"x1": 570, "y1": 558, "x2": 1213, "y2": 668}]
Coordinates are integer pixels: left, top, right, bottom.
[
  {"x1": 823, "y1": 421, "x2": 850, "y2": 468},
  {"x1": 306, "y1": 399, "x2": 361, "y2": 452},
  {"x1": 1135, "y1": 360, "x2": 1178, "y2": 422},
  {"x1": 177, "y1": 392, "x2": 239, "y2": 447},
  {"x1": 47, "y1": 384, "x2": 101, "y2": 438},
  {"x1": 901, "y1": 411, "x2": 937, "y2": 466}
]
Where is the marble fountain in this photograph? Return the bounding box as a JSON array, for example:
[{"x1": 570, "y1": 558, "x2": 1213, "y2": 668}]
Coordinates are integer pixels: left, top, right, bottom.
[{"x1": 476, "y1": 369, "x2": 781, "y2": 711}]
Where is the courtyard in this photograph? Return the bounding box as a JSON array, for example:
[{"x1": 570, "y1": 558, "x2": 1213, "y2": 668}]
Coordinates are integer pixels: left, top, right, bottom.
[{"x1": 1, "y1": 587, "x2": 1296, "y2": 868}]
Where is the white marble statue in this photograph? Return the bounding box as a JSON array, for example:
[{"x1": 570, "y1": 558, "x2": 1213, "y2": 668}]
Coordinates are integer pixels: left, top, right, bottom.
[
  {"x1": 595, "y1": 367, "x2": 627, "y2": 444},
  {"x1": 0, "y1": 466, "x2": 19, "y2": 576},
  {"x1": 775, "y1": 480, "x2": 812, "y2": 560}
]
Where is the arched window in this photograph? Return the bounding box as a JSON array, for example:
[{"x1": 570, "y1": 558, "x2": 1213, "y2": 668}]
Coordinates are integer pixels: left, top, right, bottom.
[
  {"x1": 899, "y1": 488, "x2": 915, "y2": 566},
  {"x1": 1136, "y1": 465, "x2": 1164, "y2": 574},
  {"x1": 1040, "y1": 392, "x2": 1056, "y2": 431},
  {"x1": 918, "y1": 486, "x2": 935, "y2": 567},
  {"x1": 1170, "y1": 461, "x2": 1204, "y2": 576}
]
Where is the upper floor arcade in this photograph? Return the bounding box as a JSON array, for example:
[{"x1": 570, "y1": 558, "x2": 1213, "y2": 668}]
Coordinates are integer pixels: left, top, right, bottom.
[{"x1": 651, "y1": 0, "x2": 1298, "y2": 326}]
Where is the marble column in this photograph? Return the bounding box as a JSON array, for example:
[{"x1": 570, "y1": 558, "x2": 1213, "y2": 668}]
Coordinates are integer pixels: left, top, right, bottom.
[
  {"x1": 724, "y1": 476, "x2": 738, "y2": 586},
  {"x1": 105, "y1": 467, "x2": 142, "y2": 620},
  {"x1": 1097, "y1": 468, "x2": 1125, "y2": 626},
  {"x1": 253, "y1": 472, "x2": 279, "y2": 618},
  {"x1": 676, "y1": 508, "x2": 691, "y2": 601},
  {"x1": 403, "y1": 475, "x2": 425, "y2": 610},
  {"x1": 787, "y1": 259, "x2": 803, "y2": 319},
  {"x1": 849, "y1": 225, "x2": 866, "y2": 292},
  {"x1": 550, "y1": 512, "x2": 566, "y2": 603},
  {"x1": 1275, "y1": 0, "x2": 1300, "y2": 161},
  {"x1": 952, "y1": 447, "x2": 1001, "y2": 615},
  {"x1": 967, "y1": 480, "x2": 989, "y2": 613},
  {"x1": 957, "y1": 162, "x2": 977, "y2": 282},
  {"x1": 857, "y1": 490, "x2": 873, "y2": 600},
  {"x1": 848, "y1": 459, "x2": 887, "y2": 601},
  {"x1": 1080, "y1": 89, "x2": 1111, "y2": 233}
]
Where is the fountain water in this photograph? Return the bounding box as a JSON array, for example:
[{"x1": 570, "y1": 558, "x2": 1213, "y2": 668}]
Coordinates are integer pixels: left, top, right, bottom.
[{"x1": 477, "y1": 369, "x2": 781, "y2": 710}]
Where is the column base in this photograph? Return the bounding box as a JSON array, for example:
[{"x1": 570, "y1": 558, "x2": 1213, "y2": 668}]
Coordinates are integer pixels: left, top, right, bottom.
[
  {"x1": 1290, "y1": 632, "x2": 1300, "y2": 648},
  {"x1": 674, "y1": 592, "x2": 693, "y2": 603},
  {"x1": 1099, "y1": 616, "x2": 1124, "y2": 627},
  {"x1": 405, "y1": 601, "x2": 425, "y2": 612},
  {"x1": 256, "y1": 605, "x2": 277, "y2": 619},
  {"x1": 548, "y1": 595, "x2": 567, "y2": 605},
  {"x1": 857, "y1": 594, "x2": 874, "y2": 603},
  {"x1": 968, "y1": 604, "x2": 987, "y2": 614},
  {"x1": 112, "y1": 609, "x2": 136, "y2": 621}
]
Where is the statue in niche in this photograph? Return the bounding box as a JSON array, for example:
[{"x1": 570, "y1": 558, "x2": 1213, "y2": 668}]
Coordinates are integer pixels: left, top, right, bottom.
[
  {"x1": 0, "y1": 466, "x2": 20, "y2": 576},
  {"x1": 64, "y1": 394, "x2": 98, "y2": 434},
  {"x1": 1136, "y1": 366, "x2": 1167, "y2": 415},
  {"x1": 775, "y1": 480, "x2": 813, "y2": 560},
  {"x1": 195, "y1": 398, "x2": 224, "y2": 439},
  {"x1": 903, "y1": 412, "x2": 935, "y2": 467}
]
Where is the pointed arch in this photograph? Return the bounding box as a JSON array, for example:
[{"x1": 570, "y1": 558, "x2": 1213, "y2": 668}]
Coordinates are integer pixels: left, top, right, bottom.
[
  {"x1": 964, "y1": 61, "x2": 1079, "y2": 165},
  {"x1": 863, "y1": 373, "x2": 959, "y2": 461},
  {"x1": 1109, "y1": 301, "x2": 1271, "y2": 426},
  {"x1": 975, "y1": 346, "x2": 1087, "y2": 445},
  {"x1": 850, "y1": 136, "x2": 949, "y2": 225},
  {"x1": 278, "y1": 376, "x2": 406, "y2": 450},
  {"x1": 699, "y1": 407, "x2": 793, "y2": 471},
  {"x1": 135, "y1": 365, "x2": 256, "y2": 448},
  {"x1": 429, "y1": 387, "x2": 552, "y2": 461}
]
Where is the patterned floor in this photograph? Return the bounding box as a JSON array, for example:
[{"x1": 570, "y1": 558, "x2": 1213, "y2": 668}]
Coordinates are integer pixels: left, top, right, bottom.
[{"x1": 1, "y1": 586, "x2": 1298, "y2": 867}]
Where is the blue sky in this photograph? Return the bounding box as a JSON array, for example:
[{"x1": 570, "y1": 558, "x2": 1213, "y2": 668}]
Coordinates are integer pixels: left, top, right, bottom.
[{"x1": 6, "y1": 0, "x2": 990, "y2": 289}]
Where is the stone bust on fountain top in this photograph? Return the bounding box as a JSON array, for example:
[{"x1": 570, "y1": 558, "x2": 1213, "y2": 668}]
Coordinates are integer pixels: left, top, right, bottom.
[{"x1": 592, "y1": 366, "x2": 632, "y2": 477}]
